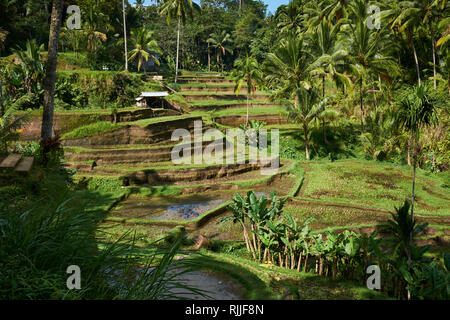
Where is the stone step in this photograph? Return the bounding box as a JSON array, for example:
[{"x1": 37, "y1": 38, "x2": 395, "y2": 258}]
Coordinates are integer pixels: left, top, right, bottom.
[
  {"x1": 14, "y1": 157, "x2": 34, "y2": 172},
  {"x1": 0, "y1": 154, "x2": 22, "y2": 168}
]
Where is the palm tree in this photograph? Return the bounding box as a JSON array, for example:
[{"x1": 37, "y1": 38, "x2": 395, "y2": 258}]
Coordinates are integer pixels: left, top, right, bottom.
[
  {"x1": 11, "y1": 40, "x2": 45, "y2": 95},
  {"x1": 128, "y1": 27, "x2": 161, "y2": 73},
  {"x1": 276, "y1": 1, "x2": 304, "y2": 34},
  {"x1": 159, "y1": 0, "x2": 200, "y2": 87},
  {"x1": 233, "y1": 55, "x2": 263, "y2": 125},
  {"x1": 321, "y1": 0, "x2": 349, "y2": 22},
  {"x1": 436, "y1": 14, "x2": 450, "y2": 93},
  {"x1": 83, "y1": 5, "x2": 107, "y2": 53},
  {"x1": 396, "y1": 83, "x2": 438, "y2": 227},
  {"x1": 122, "y1": 0, "x2": 128, "y2": 71},
  {"x1": 264, "y1": 33, "x2": 312, "y2": 106},
  {"x1": 42, "y1": 0, "x2": 64, "y2": 140},
  {"x1": 386, "y1": 0, "x2": 440, "y2": 86},
  {"x1": 60, "y1": 28, "x2": 84, "y2": 58},
  {"x1": 207, "y1": 31, "x2": 233, "y2": 73},
  {"x1": 307, "y1": 18, "x2": 351, "y2": 97},
  {"x1": 287, "y1": 86, "x2": 328, "y2": 160},
  {"x1": 345, "y1": 5, "x2": 398, "y2": 133}
]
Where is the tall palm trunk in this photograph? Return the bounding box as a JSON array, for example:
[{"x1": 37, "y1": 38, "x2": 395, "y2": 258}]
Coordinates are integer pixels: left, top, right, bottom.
[
  {"x1": 122, "y1": 0, "x2": 128, "y2": 71},
  {"x1": 431, "y1": 30, "x2": 437, "y2": 89},
  {"x1": 175, "y1": 15, "x2": 181, "y2": 87},
  {"x1": 41, "y1": 0, "x2": 64, "y2": 140},
  {"x1": 410, "y1": 139, "x2": 417, "y2": 243},
  {"x1": 322, "y1": 75, "x2": 325, "y2": 98},
  {"x1": 359, "y1": 76, "x2": 364, "y2": 134},
  {"x1": 409, "y1": 31, "x2": 421, "y2": 86},
  {"x1": 246, "y1": 89, "x2": 249, "y2": 125},
  {"x1": 207, "y1": 42, "x2": 210, "y2": 72},
  {"x1": 303, "y1": 123, "x2": 310, "y2": 160}
]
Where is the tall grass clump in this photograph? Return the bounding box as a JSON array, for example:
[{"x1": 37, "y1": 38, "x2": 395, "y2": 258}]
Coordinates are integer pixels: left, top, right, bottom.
[{"x1": 0, "y1": 171, "x2": 203, "y2": 299}]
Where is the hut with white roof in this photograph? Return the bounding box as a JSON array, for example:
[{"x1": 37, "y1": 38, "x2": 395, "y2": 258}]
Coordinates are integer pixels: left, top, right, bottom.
[{"x1": 135, "y1": 91, "x2": 169, "y2": 108}]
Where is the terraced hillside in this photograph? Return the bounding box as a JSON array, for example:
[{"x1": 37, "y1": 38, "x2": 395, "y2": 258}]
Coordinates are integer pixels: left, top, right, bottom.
[
  {"x1": 43, "y1": 72, "x2": 447, "y2": 240},
  {"x1": 49, "y1": 72, "x2": 449, "y2": 253}
]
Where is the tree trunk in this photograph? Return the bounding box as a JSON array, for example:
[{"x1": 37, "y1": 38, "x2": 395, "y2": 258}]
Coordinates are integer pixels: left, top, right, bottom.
[
  {"x1": 297, "y1": 253, "x2": 302, "y2": 272},
  {"x1": 0, "y1": 76, "x2": 3, "y2": 117},
  {"x1": 322, "y1": 75, "x2": 325, "y2": 98},
  {"x1": 41, "y1": 0, "x2": 64, "y2": 140},
  {"x1": 303, "y1": 123, "x2": 310, "y2": 160},
  {"x1": 410, "y1": 144, "x2": 417, "y2": 243},
  {"x1": 175, "y1": 16, "x2": 181, "y2": 87},
  {"x1": 431, "y1": 30, "x2": 437, "y2": 89},
  {"x1": 122, "y1": 0, "x2": 128, "y2": 71},
  {"x1": 360, "y1": 76, "x2": 364, "y2": 134},
  {"x1": 207, "y1": 43, "x2": 210, "y2": 72},
  {"x1": 246, "y1": 93, "x2": 249, "y2": 125},
  {"x1": 407, "y1": 136, "x2": 412, "y2": 166},
  {"x1": 303, "y1": 254, "x2": 309, "y2": 272},
  {"x1": 410, "y1": 32, "x2": 421, "y2": 86}
]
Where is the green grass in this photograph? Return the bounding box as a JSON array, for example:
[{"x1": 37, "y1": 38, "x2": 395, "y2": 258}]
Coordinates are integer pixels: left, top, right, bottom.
[
  {"x1": 189, "y1": 99, "x2": 271, "y2": 106},
  {"x1": 129, "y1": 114, "x2": 200, "y2": 127},
  {"x1": 62, "y1": 121, "x2": 124, "y2": 139},
  {"x1": 300, "y1": 159, "x2": 450, "y2": 216},
  {"x1": 186, "y1": 249, "x2": 388, "y2": 300}
]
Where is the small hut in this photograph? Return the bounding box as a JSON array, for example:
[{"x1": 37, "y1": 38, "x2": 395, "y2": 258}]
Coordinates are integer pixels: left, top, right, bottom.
[{"x1": 135, "y1": 91, "x2": 169, "y2": 108}]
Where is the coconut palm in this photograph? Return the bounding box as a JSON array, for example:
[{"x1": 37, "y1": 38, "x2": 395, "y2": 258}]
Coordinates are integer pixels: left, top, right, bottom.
[
  {"x1": 233, "y1": 55, "x2": 263, "y2": 125},
  {"x1": 321, "y1": 0, "x2": 349, "y2": 22},
  {"x1": 128, "y1": 27, "x2": 161, "y2": 73},
  {"x1": 83, "y1": 5, "x2": 107, "y2": 53},
  {"x1": 42, "y1": 0, "x2": 64, "y2": 140},
  {"x1": 385, "y1": 0, "x2": 440, "y2": 86},
  {"x1": 276, "y1": 0, "x2": 304, "y2": 34},
  {"x1": 159, "y1": 0, "x2": 200, "y2": 87},
  {"x1": 286, "y1": 86, "x2": 328, "y2": 160},
  {"x1": 207, "y1": 31, "x2": 233, "y2": 73},
  {"x1": 436, "y1": 15, "x2": 450, "y2": 93},
  {"x1": 265, "y1": 33, "x2": 313, "y2": 105},
  {"x1": 345, "y1": 6, "x2": 398, "y2": 133},
  {"x1": 307, "y1": 17, "x2": 351, "y2": 97},
  {"x1": 395, "y1": 83, "x2": 438, "y2": 225}
]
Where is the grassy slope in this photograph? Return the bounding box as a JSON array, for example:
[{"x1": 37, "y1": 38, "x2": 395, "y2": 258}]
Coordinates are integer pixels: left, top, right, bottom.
[{"x1": 299, "y1": 159, "x2": 450, "y2": 216}]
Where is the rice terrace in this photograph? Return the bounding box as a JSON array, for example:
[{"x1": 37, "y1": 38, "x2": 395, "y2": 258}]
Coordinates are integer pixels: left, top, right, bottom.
[{"x1": 0, "y1": 0, "x2": 449, "y2": 304}]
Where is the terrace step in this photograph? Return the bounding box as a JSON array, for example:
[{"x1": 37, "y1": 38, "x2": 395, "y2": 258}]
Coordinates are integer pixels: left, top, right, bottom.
[
  {"x1": 189, "y1": 103, "x2": 279, "y2": 111},
  {"x1": 182, "y1": 93, "x2": 270, "y2": 102},
  {"x1": 177, "y1": 79, "x2": 235, "y2": 84},
  {"x1": 122, "y1": 160, "x2": 279, "y2": 186},
  {"x1": 62, "y1": 117, "x2": 211, "y2": 147},
  {"x1": 214, "y1": 114, "x2": 288, "y2": 126},
  {"x1": 179, "y1": 86, "x2": 240, "y2": 93},
  {"x1": 65, "y1": 140, "x2": 225, "y2": 164}
]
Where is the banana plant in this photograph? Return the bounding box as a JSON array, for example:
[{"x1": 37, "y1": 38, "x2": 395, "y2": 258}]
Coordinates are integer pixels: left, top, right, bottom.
[{"x1": 221, "y1": 192, "x2": 256, "y2": 259}]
